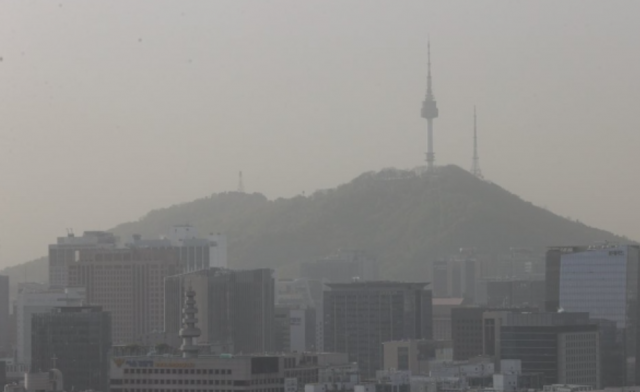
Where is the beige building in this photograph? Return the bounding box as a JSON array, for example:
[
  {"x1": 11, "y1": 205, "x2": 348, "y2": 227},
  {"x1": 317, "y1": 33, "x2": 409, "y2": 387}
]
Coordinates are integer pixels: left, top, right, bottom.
[{"x1": 68, "y1": 248, "x2": 182, "y2": 344}]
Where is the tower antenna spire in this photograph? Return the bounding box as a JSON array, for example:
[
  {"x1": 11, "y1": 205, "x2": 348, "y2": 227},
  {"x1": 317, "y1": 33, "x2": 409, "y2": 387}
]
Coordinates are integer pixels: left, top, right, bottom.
[
  {"x1": 237, "y1": 171, "x2": 245, "y2": 193},
  {"x1": 471, "y1": 106, "x2": 483, "y2": 179},
  {"x1": 426, "y1": 39, "x2": 433, "y2": 100},
  {"x1": 421, "y1": 38, "x2": 439, "y2": 172}
]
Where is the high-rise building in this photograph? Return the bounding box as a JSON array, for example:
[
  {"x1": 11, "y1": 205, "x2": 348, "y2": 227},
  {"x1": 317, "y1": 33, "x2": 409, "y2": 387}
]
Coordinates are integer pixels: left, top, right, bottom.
[
  {"x1": 323, "y1": 282, "x2": 432, "y2": 377},
  {"x1": 476, "y1": 279, "x2": 545, "y2": 310},
  {"x1": 0, "y1": 361, "x2": 5, "y2": 391},
  {"x1": 451, "y1": 307, "x2": 486, "y2": 361},
  {"x1": 479, "y1": 248, "x2": 544, "y2": 282},
  {"x1": 432, "y1": 297, "x2": 464, "y2": 341},
  {"x1": 432, "y1": 258, "x2": 476, "y2": 300},
  {"x1": 16, "y1": 285, "x2": 85, "y2": 366},
  {"x1": 545, "y1": 245, "x2": 640, "y2": 385},
  {"x1": 0, "y1": 275, "x2": 9, "y2": 356},
  {"x1": 130, "y1": 225, "x2": 227, "y2": 272},
  {"x1": 274, "y1": 306, "x2": 317, "y2": 353},
  {"x1": 275, "y1": 278, "x2": 323, "y2": 352},
  {"x1": 497, "y1": 313, "x2": 600, "y2": 388},
  {"x1": 165, "y1": 268, "x2": 275, "y2": 354},
  {"x1": 31, "y1": 306, "x2": 111, "y2": 392},
  {"x1": 48, "y1": 231, "x2": 118, "y2": 288},
  {"x1": 68, "y1": 247, "x2": 182, "y2": 344},
  {"x1": 300, "y1": 250, "x2": 378, "y2": 283}
]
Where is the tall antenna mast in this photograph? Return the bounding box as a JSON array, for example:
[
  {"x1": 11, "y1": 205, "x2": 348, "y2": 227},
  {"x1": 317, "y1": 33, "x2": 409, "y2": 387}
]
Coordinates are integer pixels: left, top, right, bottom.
[
  {"x1": 237, "y1": 171, "x2": 245, "y2": 193},
  {"x1": 471, "y1": 106, "x2": 483, "y2": 179}
]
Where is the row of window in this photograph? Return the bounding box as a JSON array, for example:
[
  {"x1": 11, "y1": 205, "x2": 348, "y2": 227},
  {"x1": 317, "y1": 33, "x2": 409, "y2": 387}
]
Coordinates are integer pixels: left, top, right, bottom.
[
  {"x1": 125, "y1": 369, "x2": 233, "y2": 375},
  {"x1": 117, "y1": 379, "x2": 242, "y2": 386},
  {"x1": 112, "y1": 388, "x2": 284, "y2": 392}
]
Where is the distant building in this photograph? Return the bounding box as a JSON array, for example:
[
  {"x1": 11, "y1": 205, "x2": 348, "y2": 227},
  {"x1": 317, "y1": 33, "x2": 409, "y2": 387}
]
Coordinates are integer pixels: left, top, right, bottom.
[
  {"x1": 483, "y1": 311, "x2": 599, "y2": 388},
  {"x1": 323, "y1": 281, "x2": 432, "y2": 378},
  {"x1": 543, "y1": 385, "x2": 594, "y2": 392},
  {"x1": 475, "y1": 278, "x2": 545, "y2": 310},
  {"x1": 31, "y1": 306, "x2": 111, "y2": 392},
  {"x1": 451, "y1": 306, "x2": 541, "y2": 362},
  {"x1": 68, "y1": 247, "x2": 182, "y2": 344},
  {"x1": 0, "y1": 361, "x2": 6, "y2": 391},
  {"x1": 432, "y1": 297, "x2": 464, "y2": 341},
  {"x1": 545, "y1": 245, "x2": 640, "y2": 385},
  {"x1": 479, "y1": 248, "x2": 544, "y2": 281},
  {"x1": 493, "y1": 359, "x2": 545, "y2": 392},
  {"x1": 451, "y1": 307, "x2": 486, "y2": 361},
  {"x1": 111, "y1": 287, "x2": 352, "y2": 392},
  {"x1": 275, "y1": 278, "x2": 324, "y2": 352},
  {"x1": 0, "y1": 275, "x2": 9, "y2": 356},
  {"x1": 15, "y1": 285, "x2": 85, "y2": 367},
  {"x1": 165, "y1": 268, "x2": 275, "y2": 354},
  {"x1": 275, "y1": 306, "x2": 317, "y2": 353},
  {"x1": 300, "y1": 250, "x2": 377, "y2": 283},
  {"x1": 432, "y1": 257, "x2": 476, "y2": 300},
  {"x1": 48, "y1": 231, "x2": 118, "y2": 288},
  {"x1": 129, "y1": 225, "x2": 228, "y2": 272},
  {"x1": 382, "y1": 340, "x2": 452, "y2": 375}
]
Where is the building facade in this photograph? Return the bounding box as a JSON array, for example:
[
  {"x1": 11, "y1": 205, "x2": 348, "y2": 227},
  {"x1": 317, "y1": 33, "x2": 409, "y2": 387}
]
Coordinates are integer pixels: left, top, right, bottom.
[
  {"x1": 492, "y1": 312, "x2": 599, "y2": 388},
  {"x1": 432, "y1": 258, "x2": 476, "y2": 300},
  {"x1": 546, "y1": 245, "x2": 640, "y2": 385},
  {"x1": 31, "y1": 306, "x2": 111, "y2": 392},
  {"x1": 129, "y1": 225, "x2": 227, "y2": 272},
  {"x1": 451, "y1": 307, "x2": 486, "y2": 361},
  {"x1": 165, "y1": 268, "x2": 275, "y2": 354},
  {"x1": 300, "y1": 250, "x2": 378, "y2": 283},
  {"x1": 48, "y1": 231, "x2": 118, "y2": 288},
  {"x1": 323, "y1": 282, "x2": 432, "y2": 378},
  {"x1": 0, "y1": 275, "x2": 9, "y2": 356},
  {"x1": 68, "y1": 248, "x2": 182, "y2": 344},
  {"x1": 16, "y1": 285, "x2": 85, "y2": 366}
]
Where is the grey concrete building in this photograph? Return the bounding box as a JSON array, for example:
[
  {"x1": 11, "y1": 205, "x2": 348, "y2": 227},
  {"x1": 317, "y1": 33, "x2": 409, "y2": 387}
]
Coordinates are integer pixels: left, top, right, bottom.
[
  {"x1": 48, "y1": 231, "x2": 118, "y2": 288},
  {"x1": 323, "y1": 281, "x2": 432, "y2": 378},
  {"x1": 0, "y1": 275, "x2": 9, "y2": 356},
  {"x1": 68, "y1": 247, "x2": 182, "y2": 344}
]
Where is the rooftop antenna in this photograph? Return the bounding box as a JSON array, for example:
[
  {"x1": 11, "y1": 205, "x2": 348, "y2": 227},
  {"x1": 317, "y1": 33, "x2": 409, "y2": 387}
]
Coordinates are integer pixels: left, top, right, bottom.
[
  {"x1": 237, "y1": 171, "x2": 245, "y2": 193},
  {"x1": 471, "y1": 106, "x2": 483, "y2": 179}
]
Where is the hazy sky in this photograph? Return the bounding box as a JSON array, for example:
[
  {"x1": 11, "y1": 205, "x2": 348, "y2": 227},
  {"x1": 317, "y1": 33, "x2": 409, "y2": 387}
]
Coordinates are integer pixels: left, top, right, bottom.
[{"x1": 1, "y1": 1, "x2": 639, "y2": 268}]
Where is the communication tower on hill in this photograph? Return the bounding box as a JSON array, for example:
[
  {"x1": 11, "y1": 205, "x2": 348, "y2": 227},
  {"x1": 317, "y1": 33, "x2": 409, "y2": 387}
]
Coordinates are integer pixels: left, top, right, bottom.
[
  {"x1": 471, "y1": 106, "x2": 483, "y2": 179},
  {"x1": 237, "y1": 171, "x2": 245, "y2": 193},
  {"x1": 420, "y1": 39, "x2": 439, "y2": 171}
]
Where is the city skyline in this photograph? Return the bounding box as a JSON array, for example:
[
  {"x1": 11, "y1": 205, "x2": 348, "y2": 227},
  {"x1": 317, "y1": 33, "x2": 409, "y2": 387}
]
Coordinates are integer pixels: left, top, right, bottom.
[{"x1": 1, "y1": 1, "x2": 640, "y2": 269}]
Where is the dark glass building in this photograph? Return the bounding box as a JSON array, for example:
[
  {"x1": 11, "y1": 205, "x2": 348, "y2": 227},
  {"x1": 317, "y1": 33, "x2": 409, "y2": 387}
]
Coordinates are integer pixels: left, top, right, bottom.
[
  {"x1": 546, "y1": 245, "x2": 640, "y2": 385},
  {"x1": 323, "y1": 282, "x2": 432, "y2": 378},
  {"x1": 31, "y1": 306, "x2": 111, "y2": 392},
  {"x1": 501, "y1": 323, "x2": 599, "y2": 387},
  {"x1": 165, "y1": 268, "x2": 275, "y2": 354}
]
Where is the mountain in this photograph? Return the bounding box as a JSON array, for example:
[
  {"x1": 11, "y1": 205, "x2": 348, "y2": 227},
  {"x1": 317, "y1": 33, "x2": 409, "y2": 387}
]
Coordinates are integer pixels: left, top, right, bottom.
[{"x1": 1, "y1": 165, "x2": 631, "y2": 287}]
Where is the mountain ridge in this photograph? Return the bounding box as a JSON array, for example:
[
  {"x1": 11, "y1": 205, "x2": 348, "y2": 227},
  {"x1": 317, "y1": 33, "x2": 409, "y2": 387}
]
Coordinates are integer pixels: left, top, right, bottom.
[{"x1": 1, "y1": 165, "x2": 632, "y2": 289}]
